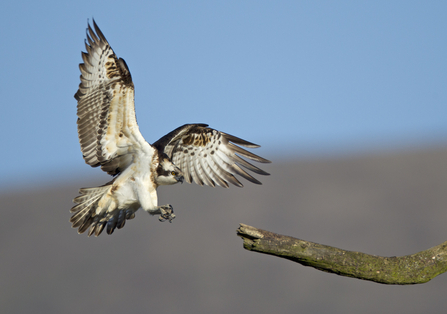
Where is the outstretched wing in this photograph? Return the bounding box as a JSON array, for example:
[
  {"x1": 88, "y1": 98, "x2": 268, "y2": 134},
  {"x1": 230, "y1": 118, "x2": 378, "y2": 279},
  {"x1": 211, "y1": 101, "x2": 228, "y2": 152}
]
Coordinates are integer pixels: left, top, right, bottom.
[
  {"x1": 153, "y1": 124, "x2": 271, "y2": 187},
  {"x1": 75, "y1": 20, "x2": 152, "y2": 175}
]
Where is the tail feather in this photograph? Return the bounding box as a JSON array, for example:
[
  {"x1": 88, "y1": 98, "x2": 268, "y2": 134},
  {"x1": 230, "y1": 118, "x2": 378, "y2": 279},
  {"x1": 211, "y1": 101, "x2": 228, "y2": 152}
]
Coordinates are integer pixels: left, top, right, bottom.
[
  {"x1": 78, "y1": 216, "x2": 94, "y2": 234},
  {"x1": 70, "y1": 181, "x2": 137, "y2": 237},
  {"x1": 117, "y1": 210, "x2": 126, "y2": 229},
  {"x1": 87, "y1": 220, "x2": 107, "y2": 237},
  {"x1": 106, "y1": 213, "x2": 118, "y2": 235},
  {"x1": 70, "y1": 184, "x2": 110, "y2": 228},
  {"x1": 70, "y1": 195, "x2": 102, "y2": 227}
]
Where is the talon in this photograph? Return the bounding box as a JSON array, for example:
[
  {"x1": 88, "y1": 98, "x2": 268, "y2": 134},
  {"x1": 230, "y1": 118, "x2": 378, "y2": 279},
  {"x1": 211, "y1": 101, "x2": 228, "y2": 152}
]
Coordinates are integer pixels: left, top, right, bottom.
[{"x1": 158, "y1": 205, "x2": 175, "y2": 222}]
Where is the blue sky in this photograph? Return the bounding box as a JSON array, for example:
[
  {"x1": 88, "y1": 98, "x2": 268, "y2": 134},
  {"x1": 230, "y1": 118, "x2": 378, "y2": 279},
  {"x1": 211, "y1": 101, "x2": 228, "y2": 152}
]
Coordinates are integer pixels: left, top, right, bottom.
[{"x1": 1, "y1": 1, "x2": 447, "y2": 190}]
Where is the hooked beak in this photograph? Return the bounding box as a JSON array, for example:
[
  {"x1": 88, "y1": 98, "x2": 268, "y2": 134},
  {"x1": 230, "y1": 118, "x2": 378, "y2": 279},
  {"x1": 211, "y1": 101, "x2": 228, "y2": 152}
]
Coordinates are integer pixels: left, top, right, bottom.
[{"x1": 176, "y1": 175, "x2": 184, "y2": 184}]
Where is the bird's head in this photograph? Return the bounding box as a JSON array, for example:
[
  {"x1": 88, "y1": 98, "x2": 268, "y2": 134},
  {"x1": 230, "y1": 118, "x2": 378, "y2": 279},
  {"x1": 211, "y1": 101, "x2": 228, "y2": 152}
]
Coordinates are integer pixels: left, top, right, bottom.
[{"x1": 155, "y1": 154, "x2": 184, "y2": 186}]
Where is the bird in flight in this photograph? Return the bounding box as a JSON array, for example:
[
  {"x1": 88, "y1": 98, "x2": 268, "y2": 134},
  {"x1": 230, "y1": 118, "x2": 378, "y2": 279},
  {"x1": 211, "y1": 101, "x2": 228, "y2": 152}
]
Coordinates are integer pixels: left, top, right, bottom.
[{"x1": 70, "y1": 20, "x2": 271, "y2": 236}]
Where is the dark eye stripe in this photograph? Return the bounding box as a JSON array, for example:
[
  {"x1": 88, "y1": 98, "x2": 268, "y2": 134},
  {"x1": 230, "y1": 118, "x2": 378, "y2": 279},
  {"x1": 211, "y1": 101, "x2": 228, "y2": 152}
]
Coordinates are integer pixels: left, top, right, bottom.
[{"x1": 156, "y1": 167, "x2": 173, "y2": 177}]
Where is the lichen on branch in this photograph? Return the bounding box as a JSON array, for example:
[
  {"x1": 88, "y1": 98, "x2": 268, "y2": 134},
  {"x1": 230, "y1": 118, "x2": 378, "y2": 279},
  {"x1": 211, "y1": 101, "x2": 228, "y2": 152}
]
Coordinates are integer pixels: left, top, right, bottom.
[{"x1": 237, "y1": 223, "x2": 447, "y2": 285}]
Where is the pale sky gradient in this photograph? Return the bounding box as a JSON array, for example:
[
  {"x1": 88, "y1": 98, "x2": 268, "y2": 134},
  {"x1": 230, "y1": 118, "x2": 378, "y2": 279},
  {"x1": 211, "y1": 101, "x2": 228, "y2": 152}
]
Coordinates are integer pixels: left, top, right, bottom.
[{"x1": 1, "y1": 1, "x2": 447, "y2": 190}]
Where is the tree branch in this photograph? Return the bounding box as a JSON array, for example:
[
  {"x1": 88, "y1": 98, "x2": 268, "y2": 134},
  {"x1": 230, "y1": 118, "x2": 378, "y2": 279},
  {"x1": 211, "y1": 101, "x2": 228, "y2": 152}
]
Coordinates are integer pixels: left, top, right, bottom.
[{"x1": 237, "y1": 223, "x2": 447, "y2": 285}]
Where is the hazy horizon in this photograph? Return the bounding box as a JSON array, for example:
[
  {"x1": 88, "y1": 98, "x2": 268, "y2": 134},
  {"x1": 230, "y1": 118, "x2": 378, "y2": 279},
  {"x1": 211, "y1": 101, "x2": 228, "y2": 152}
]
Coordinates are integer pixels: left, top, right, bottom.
[{"x1": 3, "y1": 145, "x2": 447, "y2": 313}]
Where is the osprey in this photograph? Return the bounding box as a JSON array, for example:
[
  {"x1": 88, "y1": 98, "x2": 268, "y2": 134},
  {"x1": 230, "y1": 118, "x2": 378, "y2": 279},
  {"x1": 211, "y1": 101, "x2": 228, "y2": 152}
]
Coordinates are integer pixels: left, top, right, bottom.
[{"x1": 70, "y1": 20, "x2": 271, "y2": 236}]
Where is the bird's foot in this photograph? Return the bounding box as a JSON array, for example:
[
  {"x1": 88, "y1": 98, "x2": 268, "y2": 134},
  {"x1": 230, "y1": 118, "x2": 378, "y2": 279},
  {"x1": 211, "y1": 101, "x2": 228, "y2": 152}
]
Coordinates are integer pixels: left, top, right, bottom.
[{"x1": 158, "y1": 205, "x2": 175, "y2": 223}]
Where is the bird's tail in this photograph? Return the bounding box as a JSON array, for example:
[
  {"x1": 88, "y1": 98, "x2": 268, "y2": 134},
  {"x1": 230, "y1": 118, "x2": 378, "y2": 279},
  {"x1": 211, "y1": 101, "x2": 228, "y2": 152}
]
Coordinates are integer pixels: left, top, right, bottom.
[{"x1": 69, "y1": 181, "x2": 136, "y2": 237}]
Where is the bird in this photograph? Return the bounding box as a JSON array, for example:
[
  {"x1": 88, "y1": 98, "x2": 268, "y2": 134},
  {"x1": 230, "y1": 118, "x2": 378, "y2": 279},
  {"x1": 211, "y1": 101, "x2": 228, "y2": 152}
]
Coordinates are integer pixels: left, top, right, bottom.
[{"x1": 70, "y1": 20, "x2": 271, "y2": 237}]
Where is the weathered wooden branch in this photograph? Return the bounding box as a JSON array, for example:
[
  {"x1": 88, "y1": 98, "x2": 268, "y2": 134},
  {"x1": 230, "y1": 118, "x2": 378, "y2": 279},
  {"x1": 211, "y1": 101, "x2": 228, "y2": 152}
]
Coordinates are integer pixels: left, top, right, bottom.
[{"x1": 237, "y1": 223, "x2": 447, "y2": 285}]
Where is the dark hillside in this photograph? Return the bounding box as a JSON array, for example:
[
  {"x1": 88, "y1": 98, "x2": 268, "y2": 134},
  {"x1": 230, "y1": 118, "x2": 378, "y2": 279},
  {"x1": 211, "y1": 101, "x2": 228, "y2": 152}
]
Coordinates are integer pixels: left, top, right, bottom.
[{"x1": 2, "y1": 147, "x2": 447, "y2": 313}]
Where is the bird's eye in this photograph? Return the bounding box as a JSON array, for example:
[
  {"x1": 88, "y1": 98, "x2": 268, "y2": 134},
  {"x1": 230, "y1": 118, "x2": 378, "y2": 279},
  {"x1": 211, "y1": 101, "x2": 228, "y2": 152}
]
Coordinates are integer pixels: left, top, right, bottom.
[{"x1": 171, "y1": 171, "x2": 176, "y2": 176}]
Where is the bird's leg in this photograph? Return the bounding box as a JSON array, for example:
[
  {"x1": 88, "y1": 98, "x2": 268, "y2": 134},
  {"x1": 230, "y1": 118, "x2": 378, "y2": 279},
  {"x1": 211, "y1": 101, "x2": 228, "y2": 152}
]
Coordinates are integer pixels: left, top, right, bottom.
[
  {"x1": 147, "y1": 205, "x2": 176, "y2": 223},
  {"x1": 134, "y1": 179, "x2": 175, "y2": 223}
]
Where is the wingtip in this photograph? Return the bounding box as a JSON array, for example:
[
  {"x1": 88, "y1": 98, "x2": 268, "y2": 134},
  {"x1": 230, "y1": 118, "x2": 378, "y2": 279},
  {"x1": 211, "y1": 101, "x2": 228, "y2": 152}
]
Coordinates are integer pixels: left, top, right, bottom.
[
  {"x1": 87, "y1": 17, "x2": 97, "y2": 28},
  {"x1": 92, "y1": 18, "x2": 105, "y2": 40}
]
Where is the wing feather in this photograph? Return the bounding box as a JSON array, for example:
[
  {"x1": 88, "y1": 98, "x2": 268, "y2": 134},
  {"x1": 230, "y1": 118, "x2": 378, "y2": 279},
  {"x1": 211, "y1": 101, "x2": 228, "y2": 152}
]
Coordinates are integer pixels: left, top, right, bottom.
[
  {"x1": 203, "y1": 154, "x2": 229, "y2": 188},
  {"x1": 230, "y1": 153, "x2": 269, "y2": 175},
  {"x1": 153, "y1": 124, "x2": 271, "y2": 187},
  {"x1": 192, "y1": 156, "x2": 205, "y2": 186},
  {"x1": 187, "y1": 152, "x2": 202, "y2": 185},
  {"x1": 198, "y1": 157, "x2": 215, "y2": 187},
  {"x1": 75, "y1": 20, "x2": 153, "y2": 176},
  {"x1": 214, "y1": 149, "x2": 259, "y2": 184},
  {"x1": 225, "y1": 142, "x2": 270, "y2": 163},
  {"x1": 210, "y1": 154, "x2": 243, "y2": 187}
]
